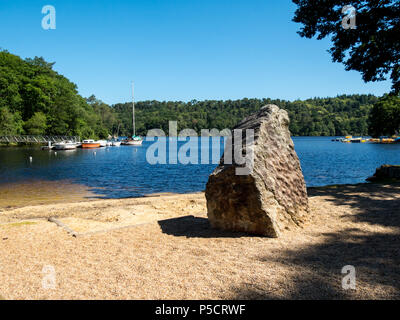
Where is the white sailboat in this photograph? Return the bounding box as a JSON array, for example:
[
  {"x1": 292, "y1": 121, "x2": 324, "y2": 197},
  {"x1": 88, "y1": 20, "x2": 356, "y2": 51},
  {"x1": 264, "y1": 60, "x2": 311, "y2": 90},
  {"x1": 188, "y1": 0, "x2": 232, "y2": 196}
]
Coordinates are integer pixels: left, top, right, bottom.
[
  {"x1": 122, "y1": 82, "x2": 143, "y2": 146},
  {"x1": 110, "y1": 124, "x2": 122, "y2": 146}
]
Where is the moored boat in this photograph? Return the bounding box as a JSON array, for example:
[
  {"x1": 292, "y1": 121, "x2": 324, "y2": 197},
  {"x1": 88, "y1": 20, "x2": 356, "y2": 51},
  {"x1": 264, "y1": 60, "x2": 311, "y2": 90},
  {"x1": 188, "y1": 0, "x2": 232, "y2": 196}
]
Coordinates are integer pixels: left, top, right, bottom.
[
  {"x1": 111, "y1": 140, "x2": 121, "y2": 146},
  {"x1": 122, "y1": 136, "x2": 143, "y2": 146},
  {"x1": 82, "y1": 139, "x2": 101, "y2": 148},
  {"x1": 122, "y1": 82, "x2": 143, "y2": 146},
  {"x1": 381, "y1": 138, "x2": 395, "y2": 144},
  {"x1": 53, "y1": 141, "x2": 78, "y2": 150},
  {"x1": 349, "y1": 137, "x2": 365, "y2": 143},
  {"x1": 341, "y1": 138, "x2": 351, "y2": 143}
]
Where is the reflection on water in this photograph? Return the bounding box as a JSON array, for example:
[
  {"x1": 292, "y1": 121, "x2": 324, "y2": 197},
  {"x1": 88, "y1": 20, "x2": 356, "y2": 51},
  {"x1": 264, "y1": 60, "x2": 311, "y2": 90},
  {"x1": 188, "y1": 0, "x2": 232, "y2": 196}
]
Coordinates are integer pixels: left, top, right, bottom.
[
  {"x1": 0, "y1": 180, "x2": 98, "y2": 209},
  {"x1": 0, "y1": 137, "x2": 400, "y2": 209}
]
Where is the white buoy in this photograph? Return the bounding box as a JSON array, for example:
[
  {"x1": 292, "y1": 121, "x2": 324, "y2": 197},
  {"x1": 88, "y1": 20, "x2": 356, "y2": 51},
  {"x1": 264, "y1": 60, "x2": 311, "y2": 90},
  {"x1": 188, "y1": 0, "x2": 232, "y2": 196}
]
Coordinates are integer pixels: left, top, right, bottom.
[
  {"x1": 94, "y1": 151, "x2": 96, "y2": 156},
  {"x1": 29, "y1": 156, "x2": 33, "y2": 163},
  {"x1": 54, "y1": 152, "x2": 57, "y2": 156}
]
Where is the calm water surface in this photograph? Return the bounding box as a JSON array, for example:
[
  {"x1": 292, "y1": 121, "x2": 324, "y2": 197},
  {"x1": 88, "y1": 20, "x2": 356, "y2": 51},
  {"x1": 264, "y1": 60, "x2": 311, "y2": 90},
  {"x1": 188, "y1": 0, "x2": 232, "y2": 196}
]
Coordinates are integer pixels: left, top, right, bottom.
[{"x1": 0, "y1": 137, "x2": 399, "y2": 202}]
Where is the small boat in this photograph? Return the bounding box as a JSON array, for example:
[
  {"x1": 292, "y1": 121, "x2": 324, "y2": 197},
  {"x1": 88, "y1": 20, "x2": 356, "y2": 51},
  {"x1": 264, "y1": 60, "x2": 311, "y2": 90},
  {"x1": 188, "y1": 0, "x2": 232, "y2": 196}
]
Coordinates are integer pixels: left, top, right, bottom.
[
  {"x1": 53, "y1": 141, "x2": 78, "y2": 150},
  {"x1": 82, "y1": 139, "x2": 101, "y2": 148},
  {"x1": 122, "y1": 136, "x2": 143, "y2": 146},
  {"x1": 111, "y1": 140, "x2": 121, "y2": 147},
  {"x1": 381, "y1": 138, "x2": 395, "y2": 144},
  {"x1": 350, "y1": 137, "x2": 363, "y2": 143}
]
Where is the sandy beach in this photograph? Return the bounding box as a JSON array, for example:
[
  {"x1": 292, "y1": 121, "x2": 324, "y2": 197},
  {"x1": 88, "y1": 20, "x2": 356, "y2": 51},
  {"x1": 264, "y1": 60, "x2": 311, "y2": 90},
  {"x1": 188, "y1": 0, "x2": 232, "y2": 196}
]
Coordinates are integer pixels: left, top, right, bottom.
[{"x1": 1, "y1": 182, "x2": 400, "y2": 300}]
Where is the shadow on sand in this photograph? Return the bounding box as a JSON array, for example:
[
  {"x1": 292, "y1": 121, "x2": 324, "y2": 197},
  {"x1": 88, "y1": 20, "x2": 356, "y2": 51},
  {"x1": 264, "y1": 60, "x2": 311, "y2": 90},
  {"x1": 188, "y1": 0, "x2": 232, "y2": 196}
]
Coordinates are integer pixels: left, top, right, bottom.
[
  {"x1": 158, "y1": 215, "x2": 248, "y2": 239},
  {"x1": 307, "y1": 182, "x2": 400, "y2": 228},
  {"x1": 157, "y1": 183, "x2": 400, "y2": 299},
  {"x1": 233, "y1": 183, "x2": 400, "y2": 299}
]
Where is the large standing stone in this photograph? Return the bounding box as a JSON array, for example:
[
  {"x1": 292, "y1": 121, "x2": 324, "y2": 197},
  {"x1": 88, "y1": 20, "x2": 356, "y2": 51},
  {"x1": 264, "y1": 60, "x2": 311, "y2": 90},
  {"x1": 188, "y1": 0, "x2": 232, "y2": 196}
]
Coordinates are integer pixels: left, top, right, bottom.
[{"x1": 205, "y1": 105, "x2": 309, "y2": 237}]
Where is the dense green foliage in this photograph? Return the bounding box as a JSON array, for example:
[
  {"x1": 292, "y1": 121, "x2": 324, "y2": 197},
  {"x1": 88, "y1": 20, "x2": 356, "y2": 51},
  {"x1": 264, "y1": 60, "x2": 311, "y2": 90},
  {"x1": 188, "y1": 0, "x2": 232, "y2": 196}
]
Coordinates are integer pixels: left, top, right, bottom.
[
  {"x1": 293, "y1": 0, "x2": 400, "y2": 93},
  {"x1": 114, "y1": 95, "x2": 378, "y2": 137},
  {"x1": 369, "y1": 95, "x2": 400, "y2": 137},
  {"x1": 0, "y1": 51, "x2": 110, "y2": 139},
  {"x1": 0, "y1": 50, "x2": 384, "y2": 139}
]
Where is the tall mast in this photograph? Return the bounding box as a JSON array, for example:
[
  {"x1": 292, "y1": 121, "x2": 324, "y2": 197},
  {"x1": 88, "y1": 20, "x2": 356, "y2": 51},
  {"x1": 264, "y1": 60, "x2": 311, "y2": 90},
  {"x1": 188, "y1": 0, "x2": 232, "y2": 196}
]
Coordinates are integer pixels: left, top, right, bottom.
[{"x1": 132, "y1": 81, "x2": 135, "y2": 137}]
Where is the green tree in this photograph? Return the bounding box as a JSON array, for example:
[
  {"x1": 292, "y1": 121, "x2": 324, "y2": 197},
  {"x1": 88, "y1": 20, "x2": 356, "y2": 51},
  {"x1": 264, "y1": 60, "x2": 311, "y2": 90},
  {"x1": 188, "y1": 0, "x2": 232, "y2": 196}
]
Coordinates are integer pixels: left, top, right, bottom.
[
  {"x1": 24, "y1": 112, "x2": 47, "y2": 135},
  {"x1": 369, "y1": 95, "x2": 400, "y2": 137},
  {"x1": 0, "y1": 107, "x2": 23, "y2": 135},
  {"x1": 112, "y1": 95, "x2": 377, "y2": 137},
  {"x1": 293, "y1": 0, "x2": 400, "y2": 93},
  {"x1": 0, "y1": 50, "x2": 115, "y2": 139}
]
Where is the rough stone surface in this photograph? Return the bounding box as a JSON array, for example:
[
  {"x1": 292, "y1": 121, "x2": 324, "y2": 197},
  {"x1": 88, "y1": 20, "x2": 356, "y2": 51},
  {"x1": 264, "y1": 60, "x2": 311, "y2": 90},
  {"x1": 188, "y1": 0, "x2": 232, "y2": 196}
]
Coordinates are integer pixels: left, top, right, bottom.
[
  {"x1": 367, "y1": 165, "x2": 400, "y2": 182},
  {"x1": 205, "y1": 105, "x2": 309, "y2": 237}
]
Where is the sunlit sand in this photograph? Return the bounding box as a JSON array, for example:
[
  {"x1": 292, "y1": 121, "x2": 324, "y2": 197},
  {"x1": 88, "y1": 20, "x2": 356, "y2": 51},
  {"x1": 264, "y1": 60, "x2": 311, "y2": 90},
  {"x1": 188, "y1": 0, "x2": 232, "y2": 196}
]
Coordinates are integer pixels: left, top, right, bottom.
[{"x1": 0, "y1": 183, "x2": 400, "y2": 299}]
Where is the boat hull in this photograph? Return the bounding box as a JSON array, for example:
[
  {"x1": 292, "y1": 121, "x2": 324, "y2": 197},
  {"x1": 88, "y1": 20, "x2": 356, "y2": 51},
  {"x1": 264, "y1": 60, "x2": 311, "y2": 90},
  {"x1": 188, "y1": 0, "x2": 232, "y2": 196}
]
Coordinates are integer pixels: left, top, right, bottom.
[
  {"x1": 54, "y1": 145, "x2": 77, "y2": 150},
  {"x1": 122, "y1": 140, "x2": 143, "y2": 146},
  {"x1": 82, "y1": 143, "x2": 101, "y2": 148},
  {"x1": 53, "y1": 142, "x2": 78, "y2": 150}
]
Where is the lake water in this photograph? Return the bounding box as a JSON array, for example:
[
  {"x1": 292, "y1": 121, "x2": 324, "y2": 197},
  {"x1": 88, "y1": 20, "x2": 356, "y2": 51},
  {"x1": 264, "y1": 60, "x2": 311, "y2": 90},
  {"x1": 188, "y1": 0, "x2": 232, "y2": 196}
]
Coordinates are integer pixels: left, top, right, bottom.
[{"x1": 0, "y1": 137, "x2": 399, "y2": 204}]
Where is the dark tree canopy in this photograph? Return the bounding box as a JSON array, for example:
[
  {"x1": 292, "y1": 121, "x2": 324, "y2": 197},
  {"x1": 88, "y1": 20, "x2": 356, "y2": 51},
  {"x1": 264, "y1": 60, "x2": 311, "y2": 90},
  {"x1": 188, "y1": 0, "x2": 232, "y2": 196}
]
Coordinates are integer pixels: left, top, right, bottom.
[
  {"x1": 369, "y1": 94, "x2": 400, "y2": 136},
  {"x1": 293, "y1": 0, "x2": 400, "y2": 93}
]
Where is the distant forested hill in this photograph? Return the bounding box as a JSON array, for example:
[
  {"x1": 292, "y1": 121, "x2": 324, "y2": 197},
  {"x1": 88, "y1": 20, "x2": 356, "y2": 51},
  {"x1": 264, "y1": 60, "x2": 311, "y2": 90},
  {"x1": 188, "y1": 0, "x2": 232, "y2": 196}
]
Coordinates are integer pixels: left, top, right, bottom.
[
  {"x1": 114, "y1": 95, "x2": 378, "y2": 137},
  {"x1": 0, "y1": 50, "x2": 379, "y2": 139}
]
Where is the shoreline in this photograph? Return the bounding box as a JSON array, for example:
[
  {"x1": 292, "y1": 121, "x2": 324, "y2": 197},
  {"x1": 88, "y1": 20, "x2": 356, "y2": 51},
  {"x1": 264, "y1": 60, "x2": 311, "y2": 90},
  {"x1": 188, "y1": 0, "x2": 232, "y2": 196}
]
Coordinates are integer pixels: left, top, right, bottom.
[
  {"x1": 0, "y1": 181, "x2": 394, "y2": 222},
  {"x1": 0, "y1": 180, "x2": 386, "y2": 212}
]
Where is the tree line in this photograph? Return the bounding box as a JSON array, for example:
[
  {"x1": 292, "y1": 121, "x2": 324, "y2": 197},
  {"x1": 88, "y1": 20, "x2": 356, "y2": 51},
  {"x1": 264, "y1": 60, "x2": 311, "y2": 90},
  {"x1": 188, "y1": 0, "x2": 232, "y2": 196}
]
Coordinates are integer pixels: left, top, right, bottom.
[
  {"x1": 114, "y1": 95, "x2": 379, "y2": 137},
  {"x1": 0, "y1": 50, "x2": 398, "y2": 139}
]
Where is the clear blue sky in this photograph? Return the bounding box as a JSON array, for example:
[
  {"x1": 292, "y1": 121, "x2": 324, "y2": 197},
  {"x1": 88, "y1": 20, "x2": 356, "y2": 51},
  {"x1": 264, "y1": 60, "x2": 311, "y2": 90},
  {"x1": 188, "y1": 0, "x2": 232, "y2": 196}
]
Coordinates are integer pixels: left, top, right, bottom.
[{"x1": 0, "y1": 0, "x2": 391, "y2": 104}]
